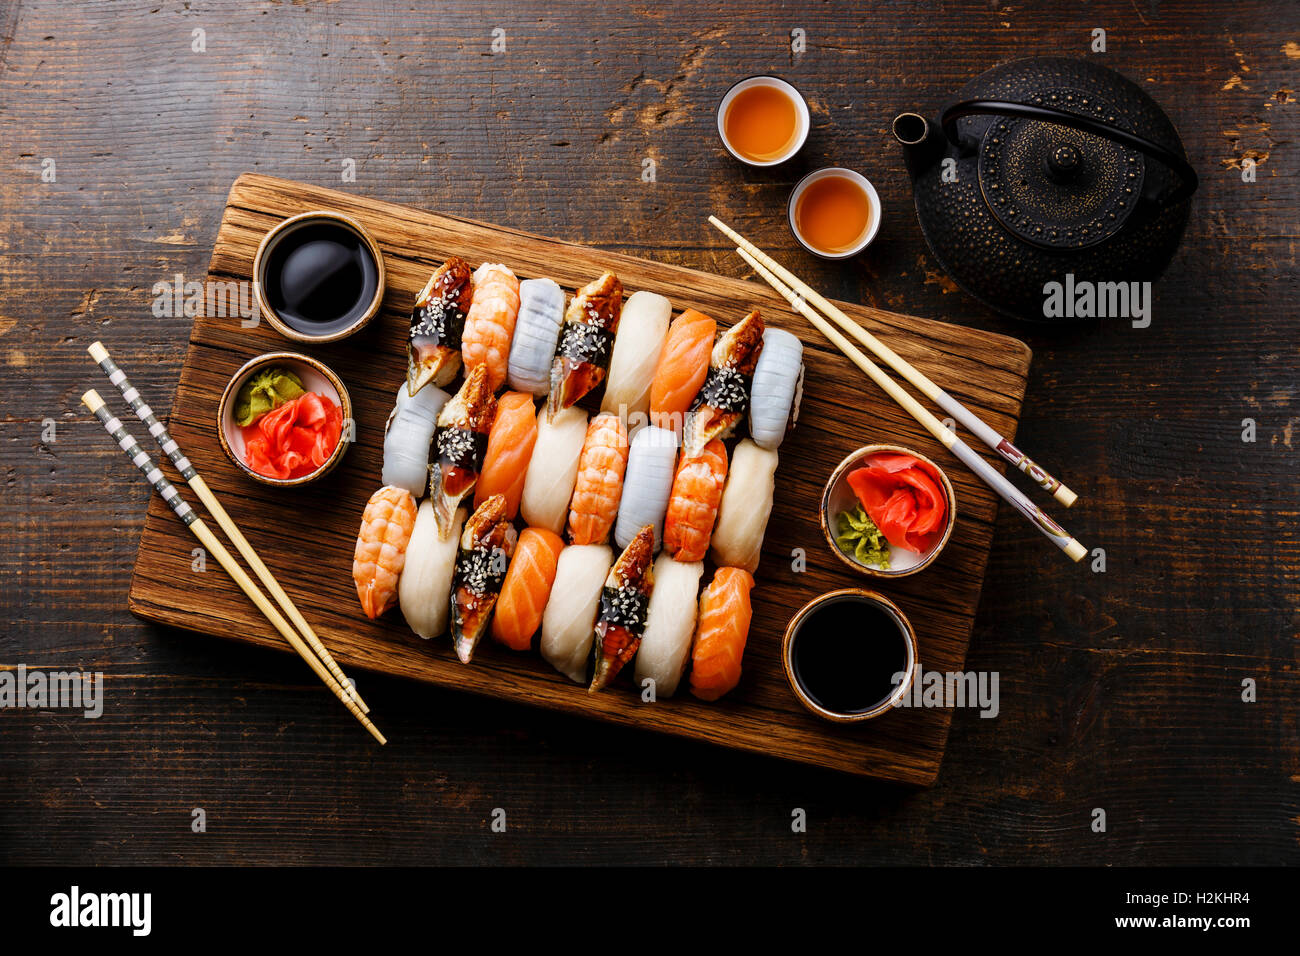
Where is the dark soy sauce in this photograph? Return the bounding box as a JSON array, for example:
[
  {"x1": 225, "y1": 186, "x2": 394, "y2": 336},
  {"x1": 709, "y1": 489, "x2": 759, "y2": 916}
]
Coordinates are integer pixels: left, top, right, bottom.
[
  {"x1": 791, "y1": 597, "x2": 909, "y2": 714},
  {"x1": 263, "y1": 222, "x2": 379, "y2": 336}
]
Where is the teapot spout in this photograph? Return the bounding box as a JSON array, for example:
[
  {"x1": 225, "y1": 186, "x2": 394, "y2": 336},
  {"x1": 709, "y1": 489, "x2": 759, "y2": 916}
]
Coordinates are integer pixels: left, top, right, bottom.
[{"x1": 892, "y1": 112, "x2": 945, "y2": 181}]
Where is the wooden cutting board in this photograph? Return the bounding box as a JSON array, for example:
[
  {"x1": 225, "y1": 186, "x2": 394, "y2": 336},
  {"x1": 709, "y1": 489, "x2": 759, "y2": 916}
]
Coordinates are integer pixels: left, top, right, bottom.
[{"x1": 127, "y1": 173, "x2": 1032, "y2": 784}]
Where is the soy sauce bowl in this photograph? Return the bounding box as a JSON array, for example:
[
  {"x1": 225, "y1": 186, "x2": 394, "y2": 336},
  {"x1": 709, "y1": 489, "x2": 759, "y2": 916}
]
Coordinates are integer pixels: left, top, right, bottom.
[
  {"x1": 216, "y1": 351, "x2": 351, "y2": 487},
  {"x1": 820, "y1": 444, "x2": 956, "y2": 578}
]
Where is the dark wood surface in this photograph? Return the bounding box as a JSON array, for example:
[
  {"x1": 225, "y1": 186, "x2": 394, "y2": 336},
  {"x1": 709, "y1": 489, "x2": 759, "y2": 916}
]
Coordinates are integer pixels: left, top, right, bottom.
[{"x1": 0, "y1": 0, "x2": 1295, "y2": 863}]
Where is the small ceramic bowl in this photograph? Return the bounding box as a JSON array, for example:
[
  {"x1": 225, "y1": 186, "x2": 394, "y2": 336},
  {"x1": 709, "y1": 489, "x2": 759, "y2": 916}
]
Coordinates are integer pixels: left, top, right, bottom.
[
  {"x1": 782, "y1": 588, "x2": 919, "y2": 723},
  {"x1": 217, "y1": 351, "x2": 351, "y2": 487},
  {"x1": 820, "y1": 444, "x2": 956, "y2": 578},
  {"x1": 787, "y1": 167, "x2": 883, "y2": 259},
  {"x1": 716, "y1": 75, "x2": 810, "y2": 167},
  {"x1": 252, "y1": 210, "x2": 386, "y2": 344}
]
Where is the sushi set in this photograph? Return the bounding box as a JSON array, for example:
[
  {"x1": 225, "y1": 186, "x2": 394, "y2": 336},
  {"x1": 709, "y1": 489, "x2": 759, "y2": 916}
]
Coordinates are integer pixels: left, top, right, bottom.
[{"x1": 126, "y1": 174, "x2": 1035, "y2": 783}]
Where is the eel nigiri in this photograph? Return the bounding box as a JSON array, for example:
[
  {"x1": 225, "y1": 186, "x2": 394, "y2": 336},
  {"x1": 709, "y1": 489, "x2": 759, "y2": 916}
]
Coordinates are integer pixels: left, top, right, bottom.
[
  {"x1": 398, "y1": 501, "x2": 465, "y2": 639},
  {"x1": 748, "y1": 327, "x2": 804, "y2": 450},
  {"x1": 613, "y1": 424, "x2": 678, "y2": 551},
  {"x1": 491, "y1": 527, "x2": 564, "y2": 651},
  {"x1": 382, "y1": 380, "x2": 449, "y2": 498},
  {"x1": 547, "y1": 271, "x2": 622, "y2": 419},
  {"x1": 601, "y1": 290, "x2": 671, "y2": 419},
  {"x1": 662, "y1": 438, "x2": 728, "y2": 562},
  {"x1": 461, "y1": 262, "x2": 520, "y2": 392},
  {"x1": 450, "y1": 494, "x2": 517, "y2": 663},
  {"x1": 566, "y1": 412, "x2": 629, "y2": 546},
  {"x1": 520, "y1": 405, "x2": 588, "y2": 535},
  {"x1": 708, "y1": 439, "x2": 778, "y2": 573},
  {"x1": 473, "y1": 390, "x2": 538, "y2": 519},
  {"x1": 689, "y1": 566, "x2": 755, "y2": 702},
  {"x1": 508, "y1": 278, "x2": 566, "y2": 396},
  {"x1": 633, "y1": 555, "x2": 704, "y2": 698},
  {"x1": 683, "y1": 308, "x2": 764, "y2": 459},
  {"x1": 407, "y1": 256, "x2": 473, "y2": 394},
  {"x1": 589, "y1": 525, "x2": 655, "y2": 693},
  {"x1": 649, "y1": 309, "x2": 716, "y2": 436},
  {"x1": 540, "y1": 544, "x2": 613, "y2": 683},
  {"x1": 353, "y1": 485, "x2": 418, "y2": 619},
  {"x1": 429, "y1": 363, "x2": 497, "y2": 537}
]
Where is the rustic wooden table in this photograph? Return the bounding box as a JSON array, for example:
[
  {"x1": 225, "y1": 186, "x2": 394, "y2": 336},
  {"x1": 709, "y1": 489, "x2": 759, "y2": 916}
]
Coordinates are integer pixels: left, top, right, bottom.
[{"x1": 0, "y1": 0, "x2": 1294, "y2": 865}]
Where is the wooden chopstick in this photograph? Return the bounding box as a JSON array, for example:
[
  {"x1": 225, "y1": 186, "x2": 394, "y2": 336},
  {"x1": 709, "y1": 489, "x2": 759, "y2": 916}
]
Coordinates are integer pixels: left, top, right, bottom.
[
  {"x1": 81, "y1": 389, "x2": 387, "y2": 744},
  {"x1": 87, "y1": 341, "x2": 369, "y2": 715},
  {"x1": 733, "y1": 246, "x2": 1088, "y2": 563},
  {"x1": 710, "y1": 215, "x2": 1078, "y2": 509}
]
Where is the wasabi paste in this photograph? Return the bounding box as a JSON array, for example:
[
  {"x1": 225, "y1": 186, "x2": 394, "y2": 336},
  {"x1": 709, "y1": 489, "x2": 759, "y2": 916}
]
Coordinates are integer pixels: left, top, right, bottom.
[
  {"x1": 234, "y1": 366, "x2": 306, "y2": 427},
  {"x1": 835, "y1": 505, "x2": 891, "y2": 569}
]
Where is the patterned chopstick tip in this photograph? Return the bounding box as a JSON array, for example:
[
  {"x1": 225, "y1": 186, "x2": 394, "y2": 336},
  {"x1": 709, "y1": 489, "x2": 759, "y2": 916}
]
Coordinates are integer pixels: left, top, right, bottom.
[{"x1": 87, "y1": 341, "x2": 195, "y2": 481}]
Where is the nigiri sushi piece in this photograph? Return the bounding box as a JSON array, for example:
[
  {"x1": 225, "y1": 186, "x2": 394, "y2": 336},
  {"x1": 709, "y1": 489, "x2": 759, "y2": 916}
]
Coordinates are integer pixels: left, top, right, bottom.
[
  {"x1": 429, "y1": 364, "x2": 497, "y2": 537},
  {"x1": 709, "y1": 439, "x2": 778, "y2": 573},
  {"x1": 491, "y1": 527, "x2": 564, "y2": 651},
  {"x1": 633, "y1": 555, "x2": 704, "y2": 698},
  {"x1": 566, "y1": 412, "x2": 629, "y2": 546},
  {"x1": 547, "y1": 271, "x2": 623, "y2": 419},
  {"x1": 520, "y1": 405, "x2": 588, "y2": 535},
  {"x1": 450, "y1": 494, "x2": 518, "y2": 663},
  {"x1": 381, "y1": 381, "x2": 449, "y2": 498},
  {"x1": 649, "y1": 309, "x2": 716, "y2": 436},
  {"x1": 507, "y1": 278, "x2": 566, "y2": 396},
  {"x1": 473, "y1": 390, "x2": 538, "y2": 519},
  {"x1": 683, "y1": 309, "x2": 764, "y2": 459},
  {"x1": 407, "y1": 256, "x2": 473, "y2": 394},
  {"x1": 589, "y1": 525, "x2": 655, "y2": 693},
  {"x1": 540, "y1": 544, "x2": 613, "y2": 683},
  {"x1": 662, "y1": 438, "x2": 728, "y2": 562},
  {"x1": 689, "y1": 566, "x2": 755, "y2": 702},
  {"x1": 601, "y1": 290, "x2": 671, "y2": 419},
  {"x1": 613, "y1": 424, "x2": 678, "y2": 551},
  {"x1": 748, "y1": 328, "x2": 804, "y2": 450},
  {"x1": 353, "y1": 485, "x2": 418, "y2": 619},
  {"x1": 461, "y1": 262, "x2": 520, "y2": 392},
  {"x1": 398, "y1": 501, "x2": 465, "y2": 640}
]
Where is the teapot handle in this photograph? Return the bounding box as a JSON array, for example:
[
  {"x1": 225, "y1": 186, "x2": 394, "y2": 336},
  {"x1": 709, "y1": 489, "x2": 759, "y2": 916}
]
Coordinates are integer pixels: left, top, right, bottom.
[{"x1": 940, "y1": 99, "x2": 1198, "y2": 203}]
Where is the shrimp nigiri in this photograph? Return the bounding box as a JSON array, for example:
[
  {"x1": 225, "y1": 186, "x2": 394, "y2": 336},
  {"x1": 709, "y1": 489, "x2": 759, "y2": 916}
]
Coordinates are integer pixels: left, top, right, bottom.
[
  {"x1": 450, "y1": 494, "x2": 517, "y2": 663},
  {"x1": 649, "y1": 309, "x2": 716, "y2": 436},
  {"x1": 407, "y1": 256, "x2": 473, "y2": 394},
  {"x1": 461, "y1": 263, "x2": 520, "y2": 392},
  {"x1": 352, "y1": 485, "x2": 418, "y2": 619},
  {"x1": 683, "y1": 309, "x2": 764, "y2": 459},
  {"x1": 473, "y1": 390, "x2": 538, "y2": 520},
  {"x1": 662, "y1": 438, "x2": 728, "y2": 562},
  {"x1": 589, "y1": 525, "x2": 655, "y2": 693},
  {"x1": 688, "y1": 566, "x2": 754, "y2": 701},
  {"x1": 547, "y1": 271, "x2": 622, "y2": 419},
  {"x1": 429, "y1": 364, "x2": 497, "y2": 537},
  {"x1": 566, "y1": 412, "x2": 629, "y2": 546},
  {"x1": 491, "y1": 527, "x2": 565, "y2": 651}
]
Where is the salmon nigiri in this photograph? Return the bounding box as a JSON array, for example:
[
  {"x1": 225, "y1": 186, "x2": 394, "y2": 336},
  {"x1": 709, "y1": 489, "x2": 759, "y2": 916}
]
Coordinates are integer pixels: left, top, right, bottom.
[
  {"x1": 590, "y1": 525, "x2": 655, "y2": 693},
  {"x1": 649, "y1": 309, "x2": 716, "y2": 436},
  {"x1": 567, "y1": 412, "x2": 629, "y2": 546},
  {"x1": 662, "y1": 438, "x2": 728, "y2": 562},
  {"x1": 353, "y1": 485, "x2": 418, "y2": 619},
  {"x1": 474, "y1": 390, "x2": 538, "y2": 520},
  {"x1": 548, "y1": 271, "x2": 622, "y2": 419},
  {"x1": 461, "y1": 263, "x2": 520, "y2": 392},
  {"x1": 688, "y1": 566, "x2": 754, "y2": 701},
  {"x1": 683, "y1": 309, "x2": 764, "y2": 459},
  {"x1": 491, "y1": 527, "x2": 564, "y2": 651}
]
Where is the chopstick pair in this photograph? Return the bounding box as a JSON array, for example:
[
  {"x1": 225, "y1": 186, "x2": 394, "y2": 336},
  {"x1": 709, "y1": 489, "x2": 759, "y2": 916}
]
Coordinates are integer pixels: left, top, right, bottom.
[
  {"x1": 83, "y1": 344, "x2": 386, "y2": 743},
  {"x1": 709, "y1": 218, "x2": 1087, "y2": 563}
]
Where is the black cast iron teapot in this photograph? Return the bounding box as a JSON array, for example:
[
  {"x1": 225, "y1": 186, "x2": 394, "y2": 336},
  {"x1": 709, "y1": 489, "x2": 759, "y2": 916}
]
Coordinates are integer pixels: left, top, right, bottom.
[{"x1": 893, "y1": 56, "x2": 1197, "y2": 323}]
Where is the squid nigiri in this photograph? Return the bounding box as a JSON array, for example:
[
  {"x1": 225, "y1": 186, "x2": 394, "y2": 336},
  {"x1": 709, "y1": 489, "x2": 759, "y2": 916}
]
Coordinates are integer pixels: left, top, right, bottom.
[
  {"x1": 541, "y1": 544, "x2": 613, "y2": 683},
  {"x1": 473, "y1": 390, "x2": 538, "y2": 519},
  {"x1": 633, "y1": 555, "x2": 704, "y2": 698},
  {"x1": 683, "y1": 309, "x2": 764, "y2": 459},
  {"x1": 398, "y1": 501, "x2": 465, "y2": 640},
  {"x1": 429, "y1": 364, "x2": 497, "y2": 537},
  {"x1": 589, "y1": 525, "x2": 655, "y2": 693},
  {"x1": 353, "y1": 485, "x2": 418, "y2": 619},
  {"x1": 382, "y1": 381, "x2": 448, "y2": 498},
  {"x1": 748, "y1": 327, "x2": 804, "y2": 450},
  {"x1": 709, "y1": 439, "x2": 777, "y2": 573},
  {"x1": 601, "y1": 290, "x2": 671, "y2": 419},
  {"x1": 507, "y1": 278, "x2": 566, "y2": 395},
  {"x1": 407, "y1": 256, "x2": 473, "y2": 394},
  {"x1": 547, "y1": 271, "x2": 622, "y2": 419},
  {"x1": 566, "y1": 412, "x2": 629, "y2": 546},
  {"x1": 491, "y1": 527, "x2": 564, "y2": 651},
  {"x1": 662, "y1": 438, "x2": 728, "y2": 562},
  {"x1": 450, "y1": 494, "x2": 517, "y2": 663},
  {"x1": 689, "y1": 566, "x2": 754, "y2": 701},
  {"x1": 613, "y1": 424, "x2": 677, "y2": 551},
  {"x1": 649, "y1": 309, "x2": 716, "y2": 436},
  {"x1": 461, "y1": 263, "x2": 520, "y2": 392},
  {"x1": 520, "y1": 405, "x2": 588, "y2": 535}
]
